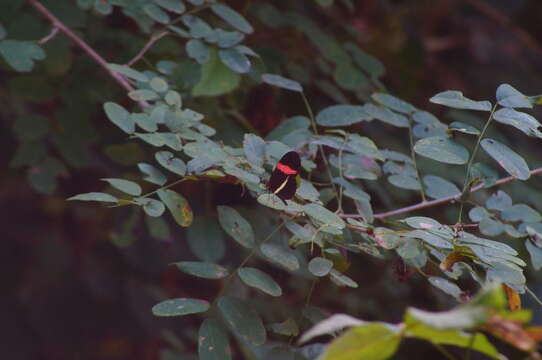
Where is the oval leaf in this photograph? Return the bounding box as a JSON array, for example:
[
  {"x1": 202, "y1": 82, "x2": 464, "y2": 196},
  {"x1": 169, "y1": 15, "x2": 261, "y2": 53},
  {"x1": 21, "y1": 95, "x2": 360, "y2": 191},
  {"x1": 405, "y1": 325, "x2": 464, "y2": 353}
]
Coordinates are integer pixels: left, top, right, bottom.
[
  {"x1": 308, "y1": 257, "x2": 333, "y2": 277},
  {"x1": 303, "y1": 203, "x2": 345, "y2": 229},
  {"x1": 414, "y1": 136, "x2": 469, "y2": 165},
  {"x1": 480, "y1": 139, "x2": 530, "y2": 180},
  {"x1": 101, "y1": 178, "x2": 142, "y2": 196},
  {"x1": 173, "y1": 261, "x2": 229, "y2": 279},
  {"x1": 157, "y1": 189, "x2": 193, "y2": 227},
  {"x1": 199, "y1": 319, "x2": 232, "y2": 360},
  {"x1": 238, "y1": 267, "x2": 282, "y2": 296},
  {"x1": 316, "y1": 105, "x2": 370, "y2": 127},
  {"x1": 217, "y1": 206, "x2": 255, "y2": 248},
  {"x1": 68, "y1": 192, "x2": 118, "y2": 203},
  {"x1": 210, "y1": 4, "x2": 253, "y2": 34},
  {"x1": 218, "y1": 296, "x2": 266, "y2": 345},
  {"x1": 430, "y1": 90, "x2": 492, "y2": 111},
  {"x1": 152, "y1": 298, "x2": 210, "y2": 317},
  {"x1": 103, "y1": 102, "x2": 135, "y2": 134},
  {"x1": 261, "y1": 73, "x2": 302, "y2": 92}
]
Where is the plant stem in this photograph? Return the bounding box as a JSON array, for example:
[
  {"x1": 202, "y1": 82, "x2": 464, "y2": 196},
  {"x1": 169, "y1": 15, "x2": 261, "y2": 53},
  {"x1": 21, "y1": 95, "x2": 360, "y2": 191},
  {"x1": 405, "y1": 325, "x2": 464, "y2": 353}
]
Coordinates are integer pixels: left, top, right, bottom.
[
  {"x1": 432, "y1": 343, "x2": 459, "y2": 360},
  {"x1": 28, "y1": 0, "x2": 149, "y2": 109},
  {"x1": 300, "y1": 92, "x2": 340, "y2": 206},
  {"x1": 336, "y1": 166, "x2": 542, "y2": 220},
  {"x1": 126, "y1": 31, "x2": 169, "y2": 66},
  {"x1": 140, "y1": 178, "x2": 188, "y2": 198},
  {"x1": 457, "y1": 103, "x2": 498, "y2": 223},
  {"x1": 526, "y1": 286, "x2": 542, "y2": 308},
  {"x1": 408, "y1": 116, "x2": 426, "y2": 202}
]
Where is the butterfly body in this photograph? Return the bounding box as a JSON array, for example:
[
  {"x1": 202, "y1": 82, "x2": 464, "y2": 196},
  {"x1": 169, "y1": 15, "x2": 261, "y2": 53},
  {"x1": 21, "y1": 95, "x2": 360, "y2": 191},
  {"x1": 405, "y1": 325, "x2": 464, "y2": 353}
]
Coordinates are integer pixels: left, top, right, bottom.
[{"x1": 266, "y1": 151, "x2": 301, "y2": 205}]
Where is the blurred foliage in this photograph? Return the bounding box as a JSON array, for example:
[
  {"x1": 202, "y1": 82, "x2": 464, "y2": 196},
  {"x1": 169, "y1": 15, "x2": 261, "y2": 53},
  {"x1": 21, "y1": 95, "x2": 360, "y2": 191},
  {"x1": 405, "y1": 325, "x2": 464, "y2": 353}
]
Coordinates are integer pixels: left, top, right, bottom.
[{"x1": 3, "y1": 0, "x2": 542, "y2": 359}]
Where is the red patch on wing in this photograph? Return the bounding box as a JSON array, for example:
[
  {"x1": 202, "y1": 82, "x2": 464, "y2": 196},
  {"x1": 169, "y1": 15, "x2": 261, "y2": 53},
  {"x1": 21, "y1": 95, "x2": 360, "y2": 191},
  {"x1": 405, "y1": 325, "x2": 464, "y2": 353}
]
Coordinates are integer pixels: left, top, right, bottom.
[{"x1": 277, "y1": 162, "x2": 297, "y2": 175}]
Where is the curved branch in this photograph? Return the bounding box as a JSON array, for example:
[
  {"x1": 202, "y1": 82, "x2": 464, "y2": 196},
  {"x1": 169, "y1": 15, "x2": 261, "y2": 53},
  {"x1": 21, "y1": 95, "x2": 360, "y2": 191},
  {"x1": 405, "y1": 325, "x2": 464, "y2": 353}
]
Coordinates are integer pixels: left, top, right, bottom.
[
  {"x1": 126, "y1": 31, "x2": 169, "y2": 66},
  {"x1": 28, "y1": 0, "x2": 149, "y2": 109},
  {"x1": 340, "y1": 167, "x2": 542, "y2": 221}
]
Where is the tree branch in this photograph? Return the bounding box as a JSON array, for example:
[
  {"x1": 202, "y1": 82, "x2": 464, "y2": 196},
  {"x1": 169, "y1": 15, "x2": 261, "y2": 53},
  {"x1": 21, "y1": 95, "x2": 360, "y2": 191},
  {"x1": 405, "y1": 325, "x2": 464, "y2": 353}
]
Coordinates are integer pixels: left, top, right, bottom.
[
  {"x1": 126, "y1": 31, "x2": 169, "y2": 67},
  {"x1": 28, "y1": 0, "x2": 149, "y2": 109},
  {"x1": 340, "y1": 167, "x2": 542, "y2": 221}
]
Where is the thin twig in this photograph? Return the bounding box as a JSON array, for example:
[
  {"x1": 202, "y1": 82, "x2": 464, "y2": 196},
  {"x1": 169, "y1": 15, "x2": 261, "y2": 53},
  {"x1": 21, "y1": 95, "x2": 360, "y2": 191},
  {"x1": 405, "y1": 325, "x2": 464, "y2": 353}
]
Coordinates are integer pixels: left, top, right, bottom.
[
  {"x1": 338, "y1": 167, "x2": 542, "y2": 220},
  {"x1": 408, "y1": 116, "x2": 426, "y2": 202},
  {"x1": 432, "y1": 343, "x2": 458, "y2": 360},
  {"x1": 300, "y1": 92, "x2": 340, "y2": 205},
  {"x1": 463, "y1": 0, "x2": 542, "y2": 56},
  {"x1": 126, "y1": 31, "x2": 169, "y2": 66},
  {"x1": 38, "y1": 26, "x2": 59, "y2": 44},
  {"x1": 28, "y1": 0, "x2": 149, "y2": 109},
  {"x1": 457, "y1": 103, "x2": 498, "y2": 223}
]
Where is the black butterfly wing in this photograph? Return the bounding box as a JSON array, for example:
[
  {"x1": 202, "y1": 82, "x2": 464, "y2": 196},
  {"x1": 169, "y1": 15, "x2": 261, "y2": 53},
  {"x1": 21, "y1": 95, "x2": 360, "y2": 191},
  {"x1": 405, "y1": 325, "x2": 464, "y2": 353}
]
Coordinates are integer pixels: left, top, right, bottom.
[{"x1": 275, "y1": 175, "x2": 297, "y2": 205}]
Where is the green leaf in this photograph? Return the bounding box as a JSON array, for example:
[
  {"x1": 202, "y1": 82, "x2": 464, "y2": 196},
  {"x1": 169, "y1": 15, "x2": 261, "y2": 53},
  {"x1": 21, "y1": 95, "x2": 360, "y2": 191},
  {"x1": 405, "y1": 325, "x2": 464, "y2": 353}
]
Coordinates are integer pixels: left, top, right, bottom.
[
  {"x1": 134, "y1": 197, "x2": 165, "y2": 217},
  {"x1": 269, "y1": 318, "x2": 299, "y2": 336},
  {"x1": 144, "y1": 3, "x2": 170, "y2": 24},
  {"x1": 108, "y1": 64, "x2": 149, "y2": 82},
  {"x1": 12, "y1": 114, "x2": 49, "y2": 142},
  {"x1": 316, "y1": 105, "x2": 370, "y2": 127},
  {"x1": 155, "y1": 0, "x2": 185, "y2": 14},
  {"x1": 243, "y1": 134, "x2": 266, "y2": 169},
  {"x1": 101, "y1": 178, "x2": 142, "y2": 196},
  {"x1": 152, "y1": 298, "x2": 210, "y2": 317},
  {"x1": 218, "y1": 48, "x2": 251, "y2": 73},
  {"x1": 323, "y1": 324, "x2": 401, "y2": 360},
  {"x1": 138, "y1": 163, "x2": 167, "y2": 185},
  {"x1": 363, "y1": 103, "x2": 409, "y2": 127},
  {"x1": 210, "y1": 4, "x2": 253, "y2": 34},
  {"x1": 405, "y1": 230, "x2": 452, "y2": 249},
  {"x1": 0, "y1": 40, "x2": 45, "y2": 72},
  {"x1": 406, "y1": 306, "x2": 488, "y2": 330},
  {"x1": 217, "y1": 206, "x2": 255, "y2": 248},
  {"x1": 303, "y1": 203, "x2": 345, "y2": 229},
  {"x1": 423, "y1": 175, "x2": 459, "y2": 199},
  {"x1": 493, "y1": 108, "x2": 542, "y2": 138},
  {"x1": 297, "y1": 179, "x2": 320, "y2": 202},
  {"x1": 449, "y1": 121, "x2": 480, "y2": 135},
  {"x1": 182, "y1": 15, "x2": 213, "y2": 38},
  {"x1": 332, "y1": 177, "x2": 371, "y2": 200},
  {"x1": 371, "y1": 93, "x2": 417, "y2": 114},
  {"x1": 238, "y1": 267, "x2": 282, "y2": 296},
  {"x1": 479, "y1": 217, "x2": 504, "y2": 236},
  {"x1": 186, "y1": 216, "x2": 225, "y2": 262},
  {"x1": 414, "y1": 136, "x2": 469, "y2": 165},
  {"x1": 199, "y1": 319, "x2": 232, "y2": 360},
  {"x1": 308, "y1": 257, "x2": 333, "y2": 277},
  {"x1": 157, "y1": 189, "x2": 193, "y2": 227},
  {"x1": 329, "y1": 269, "x2": 358, "y2": 288},
  {"x1": 299, "y1": 313, "x2": 365, "y2": 344},
  {"x1": 496, "y1": 84, "x2": 532, "y2": 108},
  {"x1": 164, "y1": 90, "x2": 182, "y2": 107},
  {"x1": 525, "y1": 240, "x2": 542, "y2": 270},
  {"x1": 155, "y1": 151, "x2": 186, "y2": 176},
  {"x1": 428, "y1": 276, "x2": 462, "y2": 299},
  {"x1": 469, "y1": 207, "x2": 490, "y2": 222},
  {"x1": 480, "y1": 138, "x2": 530, "y2": 180},
  {"x1": 343, "y1": 42, "x2": 385, "y2": 78},
  {"x1": 215, "y1": 29, "x2": 244, "y2": 48},
  {"x1": 430, "y1": 90, "x2": 492, "y2": 111},
  {"x1": 132, "y1": 113, "x2": 158, "y2": 132},
  {"x1": 103, "y1": 102, "x2": 135, "y2": 134},
  {"x1": 149, "y1": 77, "x2": 169, "y2": 93},
  {"x1": 129, "y1": 89, "x2": 159, "y2": 101},
  {"x1": 260, "y1": 243, "x2": 300, "y2": 271},
  {"x1": 218, "y1": 296, "x2": 266, "y2": 345},
  {"x1": 388, "y1": 174, "x2": 420, "y2": 190},
  {"x1": 501, "y1": 204, "x2": 541, "y2": 223},
  {"x1": 405, "y1": 315, "x2": 500, "y2": 359},
  {"x1": 68, "y1": 192, "x2": 118, "y2": 203},
  {"x1": 333, "y1": 62, "x2": 369, "y2": 91},
  {"x1": 186, "y1": 39, "x2": 210, "y2": 64},
  {"x1": 261, "y1": 73, "x2": 303, "y2": 92},
  {"x1": 172, "y1": 261, "x2": 229, "y2": 279},
  {"x1": 471, "y1": 162, "x2": 498, "y2": 187},
  {"x1": 193, "y1": 49, "x2": 240, "y2": 96}
]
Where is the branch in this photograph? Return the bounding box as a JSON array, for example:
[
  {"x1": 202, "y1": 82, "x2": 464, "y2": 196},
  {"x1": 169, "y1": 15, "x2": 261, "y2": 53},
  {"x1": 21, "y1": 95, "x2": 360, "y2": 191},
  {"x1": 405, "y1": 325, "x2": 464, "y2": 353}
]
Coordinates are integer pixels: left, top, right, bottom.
[
  {"x1": 125, "y1": 31, "x2": 169, "y2": 67},
  {"x1": 463, "y1": 0, "x2": 542, "y2": 56},
  {"x1": 38, "y1": 26, "x2": 59, "y2": 44},
  {"x1": 340, "y1": 167, "x2": 542, "y2": 221},
  {"x1": 28, "y1": 0, "x2": 149, "y2": 109}
]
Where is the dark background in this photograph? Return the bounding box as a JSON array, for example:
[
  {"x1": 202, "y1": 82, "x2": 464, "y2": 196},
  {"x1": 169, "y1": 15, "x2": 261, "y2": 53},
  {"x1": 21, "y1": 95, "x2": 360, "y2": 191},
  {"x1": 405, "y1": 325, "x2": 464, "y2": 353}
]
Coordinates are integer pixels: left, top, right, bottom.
[{"x1": 2, "y1": 0, "x2": 542, "y2": 359}]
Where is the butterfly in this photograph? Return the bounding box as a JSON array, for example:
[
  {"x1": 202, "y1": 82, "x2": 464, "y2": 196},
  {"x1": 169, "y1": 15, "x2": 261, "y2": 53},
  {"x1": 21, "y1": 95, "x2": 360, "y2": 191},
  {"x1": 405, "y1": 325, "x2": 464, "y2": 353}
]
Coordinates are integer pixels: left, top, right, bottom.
[{"x1": 266, "y1": 151, "x2": 301, "y2": 205}]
